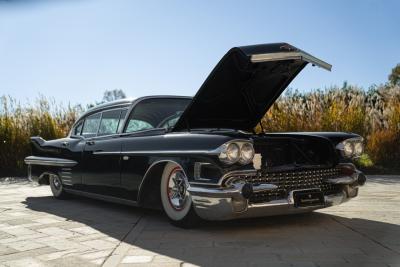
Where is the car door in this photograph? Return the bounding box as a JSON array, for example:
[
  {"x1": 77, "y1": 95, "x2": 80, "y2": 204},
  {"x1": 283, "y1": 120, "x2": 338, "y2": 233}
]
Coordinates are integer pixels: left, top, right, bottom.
[
  {"x1": 81, "y1": 109, "x2": 127, "y2": 197},
  {"x1": 119, "y1": 98, "x2": 191, "y2": 201}
]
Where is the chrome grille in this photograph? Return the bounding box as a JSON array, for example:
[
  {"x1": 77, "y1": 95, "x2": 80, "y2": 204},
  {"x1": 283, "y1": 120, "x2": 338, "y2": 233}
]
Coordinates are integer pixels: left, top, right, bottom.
[{"x1": 228, "y1": 168, "x2": 342, "y2": 204}]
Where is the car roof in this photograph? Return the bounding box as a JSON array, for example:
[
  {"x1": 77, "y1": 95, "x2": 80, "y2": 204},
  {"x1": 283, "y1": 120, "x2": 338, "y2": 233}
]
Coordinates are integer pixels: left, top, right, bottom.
[{"x1": 81, "y1": 95, "x2": 192, "y2": 117}]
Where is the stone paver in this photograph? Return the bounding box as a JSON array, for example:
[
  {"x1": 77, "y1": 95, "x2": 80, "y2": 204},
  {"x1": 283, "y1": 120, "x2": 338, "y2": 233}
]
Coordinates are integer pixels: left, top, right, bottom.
[{"x1": 0, "y1": 175, "x2": 399, "y2": 266}]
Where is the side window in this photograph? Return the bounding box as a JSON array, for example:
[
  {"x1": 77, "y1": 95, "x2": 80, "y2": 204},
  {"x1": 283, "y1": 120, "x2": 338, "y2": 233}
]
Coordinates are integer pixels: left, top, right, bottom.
[
  {"x1": 82, "y1": 113, "x2": 101, "y2": 138},
  {"x1": 125, "y1": 120, "x2": 153, "y2": 133},
  {"x1": 98, "y1": 110, "x2": 121, "y2": 136},
  {"x1": 73, "y1": 121, "x2": 83, "y2": 136}
]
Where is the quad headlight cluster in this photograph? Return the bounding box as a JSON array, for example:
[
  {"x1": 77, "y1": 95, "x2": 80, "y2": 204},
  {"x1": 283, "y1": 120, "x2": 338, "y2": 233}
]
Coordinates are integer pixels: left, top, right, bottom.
[
  {"x1": 336, "y1": 138, "x2": 364, "y2": 158},
  {"x1": 218, "y1": 141, "x2": 255, "y2": 165}
]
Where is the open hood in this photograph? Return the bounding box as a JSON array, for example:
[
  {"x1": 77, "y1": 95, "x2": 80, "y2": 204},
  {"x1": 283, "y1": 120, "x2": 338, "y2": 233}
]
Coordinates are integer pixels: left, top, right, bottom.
[{"x1": 173, "y1": 43, "x2": 331, "y2": 132}]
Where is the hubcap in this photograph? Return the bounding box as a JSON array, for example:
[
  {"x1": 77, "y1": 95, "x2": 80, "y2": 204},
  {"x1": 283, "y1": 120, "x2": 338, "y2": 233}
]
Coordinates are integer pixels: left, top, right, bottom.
[
  {"x1": 167, "y1": 168, "x2": 187, "y2": 210},
  {"x1": 52, "y1": 176, "x2": 61, "y2": 190}
]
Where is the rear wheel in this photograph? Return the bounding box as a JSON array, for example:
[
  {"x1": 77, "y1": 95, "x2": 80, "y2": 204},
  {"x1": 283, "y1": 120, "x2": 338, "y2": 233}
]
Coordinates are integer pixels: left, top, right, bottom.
[
  {"x1": 49, "y1": 174, "x2": 69, "y2": 199},
  {"x1": 160, "y1": 162, "x2": 200, "y2": 228}
]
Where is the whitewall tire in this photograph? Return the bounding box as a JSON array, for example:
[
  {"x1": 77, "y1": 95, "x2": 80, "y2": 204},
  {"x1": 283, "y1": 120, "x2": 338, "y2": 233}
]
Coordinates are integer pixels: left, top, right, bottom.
[{"x1": 160, "y1": 162, "x2": 200, "y2": 227}]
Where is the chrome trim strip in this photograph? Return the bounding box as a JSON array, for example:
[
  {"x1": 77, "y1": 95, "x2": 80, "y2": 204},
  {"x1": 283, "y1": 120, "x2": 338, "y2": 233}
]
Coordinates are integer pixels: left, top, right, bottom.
[
  {"x1": 250, "y1": 51, "x2": 332, "y2": 71},
  {"x1": 93, "y1": 150, "x2": 220, "y2": 156},
  {"x1": 221, "y1": 170, "x2": 257, "y2": 182},
  {"x1": 189, "y1": 169, "x2": 257, "y2": 186},
  {"x1": 24, "y1": 156, "x2": 78, "y2": 167},
  {"x1": 64, "y1": 189, "x2": 139, "y2": 207},
  {"x1": 188, "y1": 182, "x2": 278, "y2": 198}
]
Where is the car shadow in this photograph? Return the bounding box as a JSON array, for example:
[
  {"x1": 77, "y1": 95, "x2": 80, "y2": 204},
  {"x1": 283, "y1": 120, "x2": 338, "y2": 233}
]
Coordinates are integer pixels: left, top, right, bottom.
[{"x1": 23, "y1": 194, "x2": 400, "y2": 266}]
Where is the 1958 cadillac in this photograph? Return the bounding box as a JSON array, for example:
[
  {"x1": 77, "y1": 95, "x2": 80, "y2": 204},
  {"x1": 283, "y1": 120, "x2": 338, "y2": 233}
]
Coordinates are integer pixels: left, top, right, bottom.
[{"x1": 25, "y1": 43, "x2": 366, "y2": 227}]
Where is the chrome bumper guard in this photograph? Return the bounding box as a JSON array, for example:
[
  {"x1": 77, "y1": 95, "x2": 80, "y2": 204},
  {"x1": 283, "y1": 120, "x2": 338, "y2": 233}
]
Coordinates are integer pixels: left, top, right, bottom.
[{"x1": 188, "y1": 171, "x2": 365, "y2": 221}]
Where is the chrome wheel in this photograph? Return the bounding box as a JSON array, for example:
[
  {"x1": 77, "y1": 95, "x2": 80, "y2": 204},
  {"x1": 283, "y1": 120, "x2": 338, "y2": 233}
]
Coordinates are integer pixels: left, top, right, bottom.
[
  {"x1": 161, "y1": 162, "x2": 199, "y2": 227},
  {"x1": 52, "y1": 175, "x2": 61, "y2": 191},
  {"x1": 167, "y1": 167, "x2": 187, "y2": 210},
  {"x1": 49, "y1": 174, "x2": 69, "y2": 199}
]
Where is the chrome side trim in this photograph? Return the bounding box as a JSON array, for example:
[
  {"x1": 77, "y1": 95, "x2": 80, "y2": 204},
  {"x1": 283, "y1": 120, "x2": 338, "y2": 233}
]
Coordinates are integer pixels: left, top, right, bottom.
[
  {"x1": 93, "y1": 150, "x2": 220, "y2": 156},
  {"x1": 250, "y1": 51, "x2": 332, "y2": 71},
  {"x1": 64, "y1": 189, "x2": 139, "y2": 207},
  {"x1": 24, "y1": 156, "x2": 77, "y2": 167}
]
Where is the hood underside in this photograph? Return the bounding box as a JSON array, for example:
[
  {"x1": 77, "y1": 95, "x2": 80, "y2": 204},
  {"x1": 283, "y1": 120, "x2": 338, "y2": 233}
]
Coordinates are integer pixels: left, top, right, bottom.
[{"x1": 173, "y1": 43, "x2": 331, "y2": 132}]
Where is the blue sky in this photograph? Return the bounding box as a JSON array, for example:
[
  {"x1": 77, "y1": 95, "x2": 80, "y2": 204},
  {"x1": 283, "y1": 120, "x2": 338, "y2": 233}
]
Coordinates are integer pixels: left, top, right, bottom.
[{"x1": 0, "y1": 0, "x2": 399, "y2": 105}]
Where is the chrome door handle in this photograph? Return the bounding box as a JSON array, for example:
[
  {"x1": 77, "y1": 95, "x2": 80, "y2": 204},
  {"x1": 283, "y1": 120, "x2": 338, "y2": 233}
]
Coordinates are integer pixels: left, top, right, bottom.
[
  {"x1": 86, "y1": 141, "x2": 95, "y2": 145},
  {"x1": 62, "y1": 141, "x2": 69, "y2": 147}
]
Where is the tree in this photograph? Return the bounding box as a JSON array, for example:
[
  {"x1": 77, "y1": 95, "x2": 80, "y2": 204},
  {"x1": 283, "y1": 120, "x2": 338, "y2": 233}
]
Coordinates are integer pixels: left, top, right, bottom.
[
  {"x1": 102, "y1": 89, "x2": 127, "y2": 102},
  {"x1": 389, "y1": 64, "x2": 400, "y2": 86}
]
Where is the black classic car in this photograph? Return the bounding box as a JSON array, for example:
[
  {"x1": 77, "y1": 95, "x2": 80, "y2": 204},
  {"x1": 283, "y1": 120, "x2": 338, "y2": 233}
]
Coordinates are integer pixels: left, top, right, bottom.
[{"x1": 25, "y1": 43, "x2": 366, "y2": 227}]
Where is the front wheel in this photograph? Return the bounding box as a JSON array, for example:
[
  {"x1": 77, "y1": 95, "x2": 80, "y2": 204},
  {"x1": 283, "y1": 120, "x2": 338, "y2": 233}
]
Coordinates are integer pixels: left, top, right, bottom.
[
  {"x1": 49, "y1": 174, "x2": 69, "y2": 199},
  {"x1": 160, "y1": 163, "x2": 200, "y2": 228}
]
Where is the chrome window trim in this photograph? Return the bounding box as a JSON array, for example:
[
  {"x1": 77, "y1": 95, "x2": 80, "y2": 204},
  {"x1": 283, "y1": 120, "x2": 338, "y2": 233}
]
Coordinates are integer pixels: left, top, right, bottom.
[
  {"x1": 117, "y1": 108, "x2": 129, "y2": 133},
  {"x1": 250, "y1": 51, "x2": 332, "y2": 71}
]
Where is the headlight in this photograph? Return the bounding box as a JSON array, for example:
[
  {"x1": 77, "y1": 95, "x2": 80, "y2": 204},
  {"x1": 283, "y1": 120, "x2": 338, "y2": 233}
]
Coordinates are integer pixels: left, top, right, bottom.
[
  {"x1": 218, "y1": 141, "x2": 254, "y2": 165},
  {"x1": 219, "y1": 143, "x2": 240, "y2": 164},
  {"x1": 239, "y1": 143, "x2": 255, "y2": 165},
  {"x1": 354, "y1": 142, "x2": 363, "y2": 155},
  {"x1": 343, "y1": 142, "x2": 354, "y2": 157},
  {"x1": 336, "y1": 138, "x2": 364, "y2": 158}
]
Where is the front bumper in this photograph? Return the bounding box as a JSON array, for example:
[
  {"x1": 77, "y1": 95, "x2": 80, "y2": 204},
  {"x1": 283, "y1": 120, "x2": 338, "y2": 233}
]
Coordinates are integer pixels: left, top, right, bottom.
[{"x1": 188, "y1": 170, "x2": 365, "y2": 221}]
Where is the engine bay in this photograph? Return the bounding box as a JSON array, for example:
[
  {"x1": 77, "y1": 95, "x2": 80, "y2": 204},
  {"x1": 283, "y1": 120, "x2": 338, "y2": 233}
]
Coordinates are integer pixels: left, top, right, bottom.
[{"x1": 252, "y1": 134, "x2": 336, "y2": 171}]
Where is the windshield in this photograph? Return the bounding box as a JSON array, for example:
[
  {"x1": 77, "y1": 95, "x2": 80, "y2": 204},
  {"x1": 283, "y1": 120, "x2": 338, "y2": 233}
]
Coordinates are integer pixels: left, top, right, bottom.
[{"x1": 124, "y1": 98, "x2": 190, "y2": 133}]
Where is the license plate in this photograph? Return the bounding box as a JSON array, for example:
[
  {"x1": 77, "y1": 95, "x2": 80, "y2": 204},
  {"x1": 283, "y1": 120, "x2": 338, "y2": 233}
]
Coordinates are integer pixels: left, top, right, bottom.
[{"x1": 293, "y1": 190, "x2": 325, "y2": 207}]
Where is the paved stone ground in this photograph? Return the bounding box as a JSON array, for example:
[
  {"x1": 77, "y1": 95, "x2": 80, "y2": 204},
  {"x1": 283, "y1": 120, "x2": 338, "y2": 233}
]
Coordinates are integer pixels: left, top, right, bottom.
[{"x1": 0, "y1": 176, "x2": 399, "y2": 267}]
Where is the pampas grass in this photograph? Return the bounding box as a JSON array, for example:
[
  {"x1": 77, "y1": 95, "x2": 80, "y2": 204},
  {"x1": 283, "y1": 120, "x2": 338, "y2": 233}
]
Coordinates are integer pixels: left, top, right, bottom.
[{"x1": 1, "y1": 83, "x2": 399, "y2": 175}]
